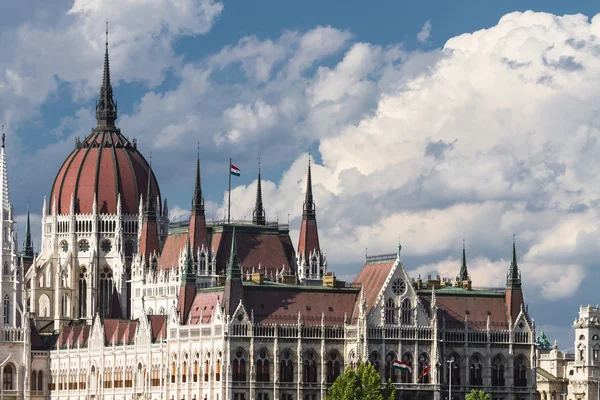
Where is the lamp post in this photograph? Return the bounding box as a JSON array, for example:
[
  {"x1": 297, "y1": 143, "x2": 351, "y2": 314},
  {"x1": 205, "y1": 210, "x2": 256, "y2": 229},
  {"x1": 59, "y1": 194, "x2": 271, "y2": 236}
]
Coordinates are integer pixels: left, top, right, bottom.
[{"x1": 447, "y1": 356, "x2": 455, "y2": 400}]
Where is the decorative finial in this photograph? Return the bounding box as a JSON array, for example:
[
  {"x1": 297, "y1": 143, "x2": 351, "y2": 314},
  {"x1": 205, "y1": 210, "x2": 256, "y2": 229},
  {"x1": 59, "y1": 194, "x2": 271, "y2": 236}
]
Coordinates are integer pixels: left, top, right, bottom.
[
  {"x1": 397, "y1": 237, "x2": 402, "y2": 258},
  {"x1": 105, "y1": 19, "x2": 109, "y2": 48},
  {"x1": 1, "y1": 125, "x2": 4, "y2": 149}
]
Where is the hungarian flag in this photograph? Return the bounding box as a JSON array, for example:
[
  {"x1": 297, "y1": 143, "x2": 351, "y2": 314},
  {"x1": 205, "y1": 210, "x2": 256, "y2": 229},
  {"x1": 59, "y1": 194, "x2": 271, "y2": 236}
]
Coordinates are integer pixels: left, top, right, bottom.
[
  {"x1": 230, "y1": 164, "x2": 240, "y2": 177},
  {"x1": 392, "y1": 360, "x2": 412, "y2": 373},
  {"x1": 418, "y1": 364, "x2": 429, "y2": 381}
]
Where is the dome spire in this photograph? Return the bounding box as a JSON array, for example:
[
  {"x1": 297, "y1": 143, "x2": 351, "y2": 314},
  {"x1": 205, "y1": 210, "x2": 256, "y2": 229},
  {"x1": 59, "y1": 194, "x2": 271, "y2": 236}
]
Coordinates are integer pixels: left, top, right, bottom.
[{"x1": 96, "y1": 19, "x2": 117, "y2": 127}]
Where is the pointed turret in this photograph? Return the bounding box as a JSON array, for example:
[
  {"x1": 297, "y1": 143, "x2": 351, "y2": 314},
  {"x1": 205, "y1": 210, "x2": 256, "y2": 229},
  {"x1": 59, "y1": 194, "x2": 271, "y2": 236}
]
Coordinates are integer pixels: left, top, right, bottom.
[
  {"x1": 188, "y1": 154, "x2": 208, "y2": 257},
  {"x1": 253, "y1": 161, "x2": 265, "y2": 225},
  {"x1": 0, "y1": 127, "x2": 10, "y2": 220},
  {"x1": 223, "y1": 228, "x2": 244, "y2": 316},
  {"x1": 459, "y1": 240, "x2": 468, "y2": 282},
  {"x1": 297, "y1": 156, "x2": 324, "y2": 280},
  {"x1": 507, "y1": 235, "x2": 521, "y2": 287},
  {"x1": 95, "y1": 20, "x2": 118, "y2": 128},
  {"x1": 177, "y1": 237, "x2": 197, "y2": 323},
  {"x1": 138, "y1": 166, "x2": 160, "y2": 263},
  {"x1": 21, "y1": 202, "x2": 34, "y2": 259},
  {"x1": 506, "y1": 235, "x2": 525, "y2": 323}
]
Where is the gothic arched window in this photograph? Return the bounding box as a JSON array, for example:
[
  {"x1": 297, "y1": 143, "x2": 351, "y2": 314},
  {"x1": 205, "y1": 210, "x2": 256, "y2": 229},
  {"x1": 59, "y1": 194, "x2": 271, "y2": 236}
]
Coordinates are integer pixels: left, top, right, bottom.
[
  {"x1": 99, "y1": 266, "x2": 114, "y2": 317},
  {"x1": 401, "y1": 298, "x2": 412, "y2": 325},
  {"x1": 418, "y1": 353, "x2": 430, "y2": 384},
  {"x1": 78, "y1": 266, "x2": 87, "y2": 318},
  {"x1": 385, "y1": 298, "x2": 397, "y2": 324},
  {"x1": 447, "y1": 355, "x2": 461, "y2": 386},
  {"x1": 256, "y1": 350, "x2": 270, "y2": 382},
  {"x1": 38, "y1": 371, "x2": 43, "y2": 393},
  {"x1": 400, "y1": 352, "x2": 413, "y2": 383},
  {"x1": 303, "y1": 351, "x2": 318, "y2": 383},
  {"x1": 31, "y1": 370, "x2": 37, "y2": 391},
  {"x1": 327, "y1": 352, "x2": 342, "y2": 383},
  {"x1": 369, "y1": 352, "x2": 381, "y2": 375},
  {"x1": 3, "y1": 295, "x2": 9, "y2": 324},
  {"x1": 491, "y1": 355, "x2": 505, "y2": 387},
  {"x1": 3, "y1": 364, "x2": 13, "y2": 390},
  {"x1": 3, "y1": 262, "x2": 8, "y2": 275},
  {"x1": 385, "y1": 352, "x2": 398, "y2": 383},
  {"x1": 469, "y1": 355, "x2": 483, "y2": 386},
  {"x1": 61, "y1": 294, "x2": 70, "y2": 318},
  {"x1": 233, "y1": 350, "x2": 246, "y2": 382},
  {"x1": 280, "y1": 350, "x2": 294, "y2": 383},
  {"x1": 514, "y1": 356, "x2": 528, "y2": 387}
]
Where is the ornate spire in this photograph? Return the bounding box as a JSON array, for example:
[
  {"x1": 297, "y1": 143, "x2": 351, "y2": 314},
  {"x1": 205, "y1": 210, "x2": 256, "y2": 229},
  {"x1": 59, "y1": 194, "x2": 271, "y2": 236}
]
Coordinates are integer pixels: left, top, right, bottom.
[
  {"x1": 253, "y1": 159, "x2": 265, "y2": 225},
  {"x1": 459, "y1": 239, "x2": 468, "y2": 282},
  {"x1": 144, "y1": 163, "x2": 156, "y2": 221},
  {"x1": 191, "y1": 148, "x2": 204, "y2": 214},
  {"x1": 226, "y1": 227, "x2": 242, "y2": 280},
  {"x1": 22, "y1": 201, "x2": 34, "y2": 258},
  {"x1": 507, "y1": 234, "x2": 521, "y2": 287},
  {"x1": 303, "y1": 155, "x2": 315, "y2": 218},
  {"x1": 95, "y1": 20, "x2": 117, "y2": 127},
  {"x1": 181, "y1": 237, "x2": 195, "y2": 284},
  {"x1": 0, "y1": 125, "x2": 9, "y2": 216}
]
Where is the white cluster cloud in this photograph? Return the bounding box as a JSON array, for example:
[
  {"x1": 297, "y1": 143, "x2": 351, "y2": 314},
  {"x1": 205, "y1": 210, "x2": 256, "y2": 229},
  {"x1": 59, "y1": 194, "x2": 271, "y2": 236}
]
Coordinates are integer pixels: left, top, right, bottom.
[
  {"x1": 184, "y1": 11, "x2": 600, "y2": 302},
  {"x1": 0, "y1": 0, "x2": 223, "y2": 128},
  {"x1": 417, "y1": 20, "x2": 432, "y2": 43},
  {"x1": 5, "y1": 6, "x2": 600, "y2": 315}
]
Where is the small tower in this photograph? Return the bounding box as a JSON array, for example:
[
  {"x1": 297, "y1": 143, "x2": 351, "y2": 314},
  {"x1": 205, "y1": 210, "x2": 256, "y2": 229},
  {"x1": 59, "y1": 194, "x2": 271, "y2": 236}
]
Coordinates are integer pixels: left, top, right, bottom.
[
  {"x1": 252, "y1": 160, "x2": 266, "y2": 226},
  {"x1": 20, "y1": 202, "x2": 35, "y2": 269},
  {"x1": 296, "y1": 156, "x2": 326, "y2": 282},
  {"x1": 223, "y1": 227, "x2": 243, "y2": 317},
  {"x1": 177, "y1": 237, "x2": 197, "y2": 323},
  {"x1": 506, "y1": 236, "x2": 524, "y2": 323},
  {"x1": 189, "y1": 152, "x2": 208, "y2": 257},
  {"x1": 138, "y1": 165, "x2": 160, "y2": 266},
  {"x1": 457, "y1": 240, "x2": 471, "y2": 289}
]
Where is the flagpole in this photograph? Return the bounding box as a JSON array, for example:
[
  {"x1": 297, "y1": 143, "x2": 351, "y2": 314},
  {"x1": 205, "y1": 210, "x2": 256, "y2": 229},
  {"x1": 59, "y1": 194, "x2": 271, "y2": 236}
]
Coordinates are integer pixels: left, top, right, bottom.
[{"x1": 228, "y1": 158, "x2": 231, "y2": 224}]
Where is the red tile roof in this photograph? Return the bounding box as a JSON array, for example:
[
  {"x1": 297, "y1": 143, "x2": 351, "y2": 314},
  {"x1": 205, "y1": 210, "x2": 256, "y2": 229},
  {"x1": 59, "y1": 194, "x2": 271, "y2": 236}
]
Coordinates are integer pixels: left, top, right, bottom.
[
  {"x1": 429, "y1": 289, "x2": 509, "y2": 329},
  {"x1": 297, "y1": 218, "x2": 320, "y2": 259},
  {"x1": 243, "y1": 284, "x2": 360, "y2": 326},
  {"x1": 352, "y1": 260, "x2": 395, "y2": 318},
  {"x1": 147, "y1": 315, "x2": 167, "y2": 342},
  {"x1": 102, "y1": 319, "x2": 139, "y2": 345},
  {"x1": 188, "y1": 291, "x2": 223, "y2": 324},
  {"x1": 139, "y1": 218, "x2": 160, "y2": 263},
  {"x1": 213, "y1": 228, "x2": 294, "y2": 277},
  {"x1": 157, "y1": 232, "x2": 188, "y2": 270}
]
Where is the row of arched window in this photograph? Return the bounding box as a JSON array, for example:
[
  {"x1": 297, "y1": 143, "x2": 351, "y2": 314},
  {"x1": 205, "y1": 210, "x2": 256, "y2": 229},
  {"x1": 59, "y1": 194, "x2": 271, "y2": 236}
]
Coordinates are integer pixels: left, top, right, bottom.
[
  {"x1": 30, "y1": 370, "x2": 44, "y2": 393},
  {"x1": 445, "y1": 354, "x2": 529, "y2": 387},
  {"x1": 369, "y1": 351, "x2": 428, "y2": 384},
  {"x1": 39, "y1": 265, "x2": 115, "y2": 319},
  {"x1": 384, "y1": 298, "x2": 412, "y2": 325},
  {"x1": 232, "y1": 349, "x2": 342, "y2": 384}
]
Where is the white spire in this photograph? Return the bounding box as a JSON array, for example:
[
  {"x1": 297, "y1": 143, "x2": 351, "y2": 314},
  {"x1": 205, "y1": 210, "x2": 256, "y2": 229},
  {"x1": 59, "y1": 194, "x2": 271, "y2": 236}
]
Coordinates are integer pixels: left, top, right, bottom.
[{"x1": 0, "y1": 126, "x2": 11, "y2": 218}]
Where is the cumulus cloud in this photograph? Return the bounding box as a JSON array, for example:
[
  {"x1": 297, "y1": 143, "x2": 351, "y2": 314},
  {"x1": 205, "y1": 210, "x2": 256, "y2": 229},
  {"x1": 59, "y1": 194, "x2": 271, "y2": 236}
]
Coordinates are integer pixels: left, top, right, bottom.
[
  {"x1": 9, "y1": 7, "x2": 600, "y2": 320},
  {"x1": 159, "y1": 11, "x2": 600, "y2": 303},
  {"x1": 417, "y1": 20, "x2": 432, "y2": 43},
  {"x1": 0, "y1": 0, "x2": 223, "y2": 129}
]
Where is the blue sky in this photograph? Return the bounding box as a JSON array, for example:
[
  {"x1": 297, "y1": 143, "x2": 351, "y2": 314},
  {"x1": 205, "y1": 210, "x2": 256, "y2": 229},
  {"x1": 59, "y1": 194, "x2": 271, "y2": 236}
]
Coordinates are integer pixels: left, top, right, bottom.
[{"x1": 3, "y1": 0, "x2": 600, "y2": 349}]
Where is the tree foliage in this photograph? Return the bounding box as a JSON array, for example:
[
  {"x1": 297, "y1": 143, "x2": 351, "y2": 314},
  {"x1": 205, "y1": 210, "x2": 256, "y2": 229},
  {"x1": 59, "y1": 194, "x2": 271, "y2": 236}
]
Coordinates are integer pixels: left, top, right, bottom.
[
  {"x1": 465, "y1": 389, "x2": 491, "y2": 400},
  {"x1": 326, "y1": 362, "x2": 396, "y2": 400}
]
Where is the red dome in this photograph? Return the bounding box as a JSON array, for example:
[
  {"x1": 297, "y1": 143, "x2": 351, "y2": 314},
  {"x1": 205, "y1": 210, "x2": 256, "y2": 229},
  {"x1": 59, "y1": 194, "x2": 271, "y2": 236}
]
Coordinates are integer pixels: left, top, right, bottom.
[{"x1": 50, "y1": 130, "x2": 160, "y2": 215}]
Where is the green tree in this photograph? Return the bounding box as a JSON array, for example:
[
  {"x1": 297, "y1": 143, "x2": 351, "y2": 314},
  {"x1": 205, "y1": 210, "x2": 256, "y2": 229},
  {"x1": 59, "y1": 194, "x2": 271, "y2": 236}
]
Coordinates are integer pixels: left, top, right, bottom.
[
  {"x1": 465, "y1": 389, "x2": 491, "y2": 400},
  {"x1": 326, "y1": 362, "x2": 396, "y2": 400}
]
